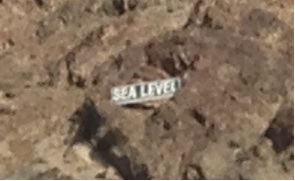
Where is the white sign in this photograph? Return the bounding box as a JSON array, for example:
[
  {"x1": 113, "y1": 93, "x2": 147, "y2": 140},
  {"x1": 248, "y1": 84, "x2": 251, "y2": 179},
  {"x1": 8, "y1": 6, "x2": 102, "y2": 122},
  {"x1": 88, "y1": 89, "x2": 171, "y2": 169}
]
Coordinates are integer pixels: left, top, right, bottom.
[{"x1": 111, "y1": 77, "x2": 181, "y2": 105}]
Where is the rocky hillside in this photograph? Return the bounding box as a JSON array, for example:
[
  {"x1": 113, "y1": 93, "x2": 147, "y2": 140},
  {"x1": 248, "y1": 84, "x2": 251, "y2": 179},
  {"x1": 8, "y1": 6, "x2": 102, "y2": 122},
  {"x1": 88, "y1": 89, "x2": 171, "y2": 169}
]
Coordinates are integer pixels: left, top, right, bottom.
[{"x1": 0, "y1": 0, "x2": 293, "y2": 179}]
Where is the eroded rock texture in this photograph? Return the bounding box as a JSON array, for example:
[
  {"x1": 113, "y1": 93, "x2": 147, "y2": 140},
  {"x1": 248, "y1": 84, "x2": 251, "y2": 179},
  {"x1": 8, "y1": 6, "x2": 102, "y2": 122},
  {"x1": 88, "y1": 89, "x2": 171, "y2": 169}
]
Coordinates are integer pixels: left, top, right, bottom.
[{"x1": 0, "y1": 0, "x2": 293, "y2": 179}]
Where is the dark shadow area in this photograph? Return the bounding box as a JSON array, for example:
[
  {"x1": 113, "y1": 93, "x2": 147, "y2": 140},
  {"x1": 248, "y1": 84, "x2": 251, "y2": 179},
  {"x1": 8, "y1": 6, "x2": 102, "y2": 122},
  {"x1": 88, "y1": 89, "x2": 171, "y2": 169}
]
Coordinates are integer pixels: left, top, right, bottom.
[
  {"x1": 34, "y1": 0, "x2": 44, "y2": 7},
  {"x1": 123, "y1": 103, "x2": 156, "y2": 110},
  {"x1": 93, "y1": 125, "x2": 150, "y2": 179},
  {"x1": 67, "y1": 98, "x2": 104, "y2": 143},
  {"x1": 66, "y1": 98, "x2": 150, "y2": 179},
  {"x1": 191, "y1": 108, "x2": 206, "y2": 127},
  {"x1": 264, "y1": 107, "x2": 294, "y2": 153}
]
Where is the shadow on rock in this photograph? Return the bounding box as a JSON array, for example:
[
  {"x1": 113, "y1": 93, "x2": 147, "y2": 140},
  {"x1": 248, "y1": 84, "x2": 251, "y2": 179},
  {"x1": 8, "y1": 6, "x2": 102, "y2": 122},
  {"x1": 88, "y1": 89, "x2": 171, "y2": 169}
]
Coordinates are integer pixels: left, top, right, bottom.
[{"x1": 65, "y1": 98, "x2": 150, "y2": 180}]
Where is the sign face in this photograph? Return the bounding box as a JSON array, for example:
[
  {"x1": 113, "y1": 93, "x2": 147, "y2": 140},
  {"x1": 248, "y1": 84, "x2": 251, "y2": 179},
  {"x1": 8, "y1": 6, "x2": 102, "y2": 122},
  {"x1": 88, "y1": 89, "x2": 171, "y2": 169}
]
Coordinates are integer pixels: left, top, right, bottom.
[{"x1": 111, "y1": 77, "x2": 181, "y2": 105}]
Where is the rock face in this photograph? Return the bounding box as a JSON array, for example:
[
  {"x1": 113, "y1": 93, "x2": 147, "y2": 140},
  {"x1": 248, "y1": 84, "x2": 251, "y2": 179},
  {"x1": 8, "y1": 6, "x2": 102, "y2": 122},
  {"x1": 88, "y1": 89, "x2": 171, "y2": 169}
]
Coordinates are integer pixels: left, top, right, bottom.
[{"x1": 0, "y1": 0, "x2": 293, "y2": 179}]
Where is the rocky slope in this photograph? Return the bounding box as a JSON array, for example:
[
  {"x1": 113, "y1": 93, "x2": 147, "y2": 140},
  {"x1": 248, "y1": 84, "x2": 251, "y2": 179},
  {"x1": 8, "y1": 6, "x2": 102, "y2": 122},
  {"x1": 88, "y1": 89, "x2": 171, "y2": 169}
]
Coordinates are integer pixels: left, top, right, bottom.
[{"x1": 0, "y1": 0, "x2": 293, "y2": 179}]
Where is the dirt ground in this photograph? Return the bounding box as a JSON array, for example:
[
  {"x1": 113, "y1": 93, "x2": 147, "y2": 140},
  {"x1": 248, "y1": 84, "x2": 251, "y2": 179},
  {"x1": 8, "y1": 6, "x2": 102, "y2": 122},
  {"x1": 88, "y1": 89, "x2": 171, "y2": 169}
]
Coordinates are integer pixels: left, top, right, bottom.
[{"x1": 0, "y1": 0, "x2": 293, "y2": 179}]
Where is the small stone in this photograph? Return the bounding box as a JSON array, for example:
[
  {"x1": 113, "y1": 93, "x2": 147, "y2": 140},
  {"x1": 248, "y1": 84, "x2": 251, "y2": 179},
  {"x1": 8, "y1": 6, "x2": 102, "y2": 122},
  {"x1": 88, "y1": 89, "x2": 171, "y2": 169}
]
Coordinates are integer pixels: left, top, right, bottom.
[
  {"x1": 127, "y1": 0, "x2": 138, "y2": 11},
  {"x1": 103, "y1": 0, "x2": 125, "y2": 16},
  {"x1": 183, "y1": 165, "x2": 205, "y2": 180},
  {"x1": 95, "y1": 170, "x2": 106, "y2": 179}
]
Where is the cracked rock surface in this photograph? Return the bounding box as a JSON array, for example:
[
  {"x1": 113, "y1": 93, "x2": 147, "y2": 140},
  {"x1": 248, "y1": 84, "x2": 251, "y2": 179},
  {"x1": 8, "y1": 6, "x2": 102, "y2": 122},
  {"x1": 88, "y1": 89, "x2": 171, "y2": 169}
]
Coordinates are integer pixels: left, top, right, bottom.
[{"x1": 0, "y1": 0, "x2": 293, "y2": 179}]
